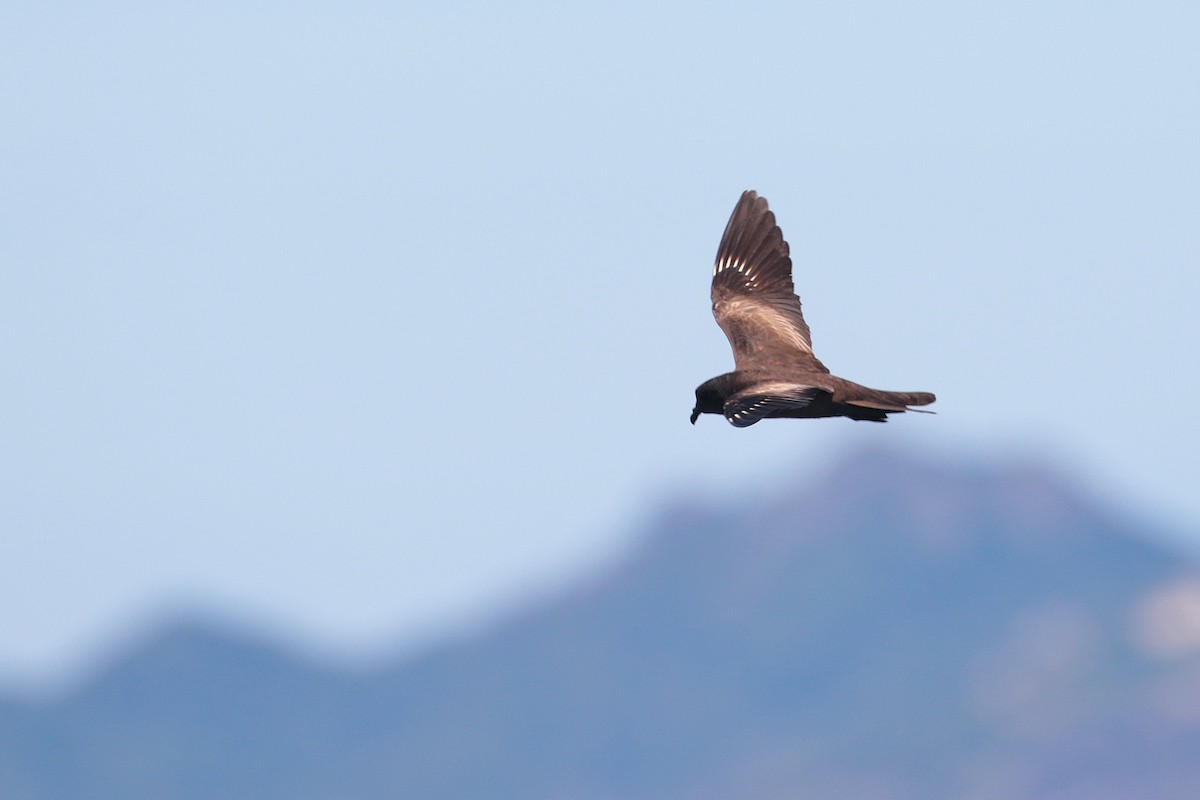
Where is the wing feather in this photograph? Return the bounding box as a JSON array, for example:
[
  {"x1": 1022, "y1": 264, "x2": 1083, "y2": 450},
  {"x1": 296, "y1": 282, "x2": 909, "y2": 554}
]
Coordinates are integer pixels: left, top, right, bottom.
[
  {"x1": 711, "y1": 191, "x2": 828, "y2": 373},
  {"x1": 723, "y1": 383, "x2": 820, "y2": 428}
]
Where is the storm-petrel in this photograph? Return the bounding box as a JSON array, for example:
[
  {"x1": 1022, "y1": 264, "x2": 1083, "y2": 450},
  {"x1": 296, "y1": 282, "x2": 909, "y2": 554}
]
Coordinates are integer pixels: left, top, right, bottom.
[{"x1": 691, "y1": 191, "x2": 936, "y2": 426}]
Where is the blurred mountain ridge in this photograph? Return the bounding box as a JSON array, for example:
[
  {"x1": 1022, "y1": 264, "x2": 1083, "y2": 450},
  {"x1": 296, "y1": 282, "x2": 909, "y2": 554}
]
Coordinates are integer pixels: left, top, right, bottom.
[{"x1": 3, "y1": 444, "x2": 1200, "y2": 799}]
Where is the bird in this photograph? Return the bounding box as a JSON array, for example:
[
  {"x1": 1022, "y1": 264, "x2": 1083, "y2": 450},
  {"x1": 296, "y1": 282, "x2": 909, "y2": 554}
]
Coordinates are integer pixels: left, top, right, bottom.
[{"x1": 691, "y1": 191, "x2": 936, "y2": 427}]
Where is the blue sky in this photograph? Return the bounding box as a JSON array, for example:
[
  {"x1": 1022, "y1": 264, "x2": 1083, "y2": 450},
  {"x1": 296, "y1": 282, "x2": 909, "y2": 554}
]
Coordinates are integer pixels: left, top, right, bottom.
[{"x1": 2, "y1": 3, "x2": 1197, "y2": 692}]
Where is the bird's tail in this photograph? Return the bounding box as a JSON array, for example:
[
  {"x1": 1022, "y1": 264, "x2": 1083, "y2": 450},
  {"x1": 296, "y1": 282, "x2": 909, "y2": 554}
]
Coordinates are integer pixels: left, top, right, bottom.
[{"x1": 840, "y1": 386, "x2": 937, "y2": 415}]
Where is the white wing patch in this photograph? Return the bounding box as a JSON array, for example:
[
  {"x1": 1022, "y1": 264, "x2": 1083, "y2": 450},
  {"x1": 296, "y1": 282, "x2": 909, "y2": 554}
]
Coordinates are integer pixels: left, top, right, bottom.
[
  {"x1": 714, "y1": 296, "x2": 814, "y2": 356},
  {"x1": 713, "y1": 256, "x2": 758, "y2": 289}
]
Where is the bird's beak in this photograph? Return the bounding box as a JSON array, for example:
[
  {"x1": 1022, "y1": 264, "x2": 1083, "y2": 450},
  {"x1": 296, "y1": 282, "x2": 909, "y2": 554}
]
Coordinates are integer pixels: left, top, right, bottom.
[{"x1": 690, "y1": 409, "x2": 700, "y2": 425}]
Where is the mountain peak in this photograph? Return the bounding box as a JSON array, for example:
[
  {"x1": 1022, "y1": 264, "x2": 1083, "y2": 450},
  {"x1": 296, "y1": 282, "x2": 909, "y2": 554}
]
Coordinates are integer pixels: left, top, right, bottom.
[
  {"x1": 2, "y1": 446, "x2": 1197, "y2": 800},
  {"x1": 62, "y1": 612, "x2": 336, "y2": 717},
  {"x1": 751, "y1": 444, "x2": 1136, "y2": 553}
]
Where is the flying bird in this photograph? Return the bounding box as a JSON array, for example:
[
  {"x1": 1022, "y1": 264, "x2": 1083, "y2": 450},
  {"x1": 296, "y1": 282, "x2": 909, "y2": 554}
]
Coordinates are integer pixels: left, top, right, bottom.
[{"x1": 691, "y1": 191, "x2": 936, "y2": 426}]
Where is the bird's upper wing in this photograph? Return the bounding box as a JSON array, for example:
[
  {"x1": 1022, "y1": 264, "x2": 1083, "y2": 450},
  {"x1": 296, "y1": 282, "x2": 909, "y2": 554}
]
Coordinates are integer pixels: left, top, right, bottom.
[{"x1": 710, "y1": 191, "x2": 828, "y2": 373}]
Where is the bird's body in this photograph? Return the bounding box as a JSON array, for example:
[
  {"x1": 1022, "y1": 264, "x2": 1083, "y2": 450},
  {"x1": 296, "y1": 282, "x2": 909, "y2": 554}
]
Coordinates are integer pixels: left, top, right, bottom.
[{"x1": 691, "y1": 191, "x2": 935, "y2": 427}]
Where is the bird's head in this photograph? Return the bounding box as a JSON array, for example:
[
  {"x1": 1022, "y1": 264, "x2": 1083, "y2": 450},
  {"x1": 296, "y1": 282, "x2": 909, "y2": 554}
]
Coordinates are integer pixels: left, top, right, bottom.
[{"x1": 691, "y1": 381, "x2": 728, "y2": 425}]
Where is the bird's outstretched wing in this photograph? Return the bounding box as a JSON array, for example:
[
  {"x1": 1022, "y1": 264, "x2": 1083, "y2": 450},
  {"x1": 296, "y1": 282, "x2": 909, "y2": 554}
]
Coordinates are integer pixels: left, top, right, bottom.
[{"x1": 711, "y1": 191, "x2": 828, "y2": 373}]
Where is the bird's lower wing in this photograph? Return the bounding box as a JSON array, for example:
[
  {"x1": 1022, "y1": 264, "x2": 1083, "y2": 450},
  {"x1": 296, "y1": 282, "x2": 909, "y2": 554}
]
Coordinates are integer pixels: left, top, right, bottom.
[{"x1": 724, "y1": 384, "x2": 821, "y2": 428}]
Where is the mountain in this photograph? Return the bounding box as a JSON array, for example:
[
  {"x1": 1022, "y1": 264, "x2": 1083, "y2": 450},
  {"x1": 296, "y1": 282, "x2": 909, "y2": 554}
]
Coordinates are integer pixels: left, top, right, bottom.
[{"x1": 3, "y1": 446, "x2": 1200, "y2": 799}]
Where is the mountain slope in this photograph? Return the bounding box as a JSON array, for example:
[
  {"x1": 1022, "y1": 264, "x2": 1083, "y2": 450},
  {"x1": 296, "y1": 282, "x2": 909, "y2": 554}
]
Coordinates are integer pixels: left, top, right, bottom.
[{"x1": 2, "y1": 447, "x2": 1199, "y2": 799}]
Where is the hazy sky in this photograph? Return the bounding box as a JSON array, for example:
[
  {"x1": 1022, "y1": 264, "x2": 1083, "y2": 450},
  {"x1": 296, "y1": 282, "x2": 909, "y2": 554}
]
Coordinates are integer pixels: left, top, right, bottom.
[{"x1": 2, "y1": 3, "x2": 1197, "y2": 693}]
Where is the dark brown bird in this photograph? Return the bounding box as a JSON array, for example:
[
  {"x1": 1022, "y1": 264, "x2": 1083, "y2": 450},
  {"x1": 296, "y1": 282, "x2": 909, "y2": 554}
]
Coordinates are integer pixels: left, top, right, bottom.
[{"x1": 691, "y1": 191, "x2": 936, "y2": 426}]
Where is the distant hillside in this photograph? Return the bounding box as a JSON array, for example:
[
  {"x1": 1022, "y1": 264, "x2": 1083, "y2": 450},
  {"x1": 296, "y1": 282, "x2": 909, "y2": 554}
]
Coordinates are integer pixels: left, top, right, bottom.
[{"x1": 3, "y1": 446, "x2": 1200, "y2": 800}]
